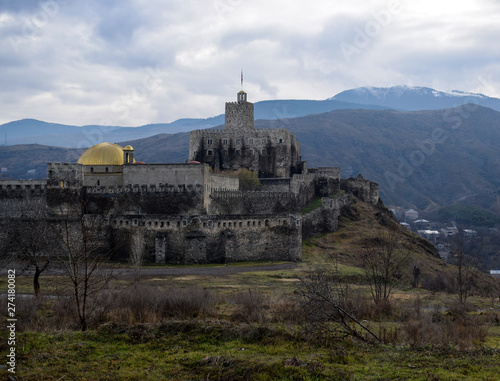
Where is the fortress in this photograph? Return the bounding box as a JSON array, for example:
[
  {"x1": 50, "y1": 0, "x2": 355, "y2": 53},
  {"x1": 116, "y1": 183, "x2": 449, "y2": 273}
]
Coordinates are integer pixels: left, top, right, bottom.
[{"x1": 0, "y1": 91, "x2": 379, "y2": 264}]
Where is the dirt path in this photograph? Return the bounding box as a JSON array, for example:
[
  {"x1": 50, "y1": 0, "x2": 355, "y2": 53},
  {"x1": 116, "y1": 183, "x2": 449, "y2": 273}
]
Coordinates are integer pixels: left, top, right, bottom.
[
  {"x1": 1, "y1": 262, "x2": 300, "y2": 278},
  {"x1": 115, "y1": 262, "x2": 299, "y2": 277}
]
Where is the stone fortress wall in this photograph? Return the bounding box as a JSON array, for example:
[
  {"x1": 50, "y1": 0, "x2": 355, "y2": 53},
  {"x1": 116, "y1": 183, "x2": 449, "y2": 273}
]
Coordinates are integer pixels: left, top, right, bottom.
[{"x1": 111, "y1": 213, "x2": 302, "y2": 264}]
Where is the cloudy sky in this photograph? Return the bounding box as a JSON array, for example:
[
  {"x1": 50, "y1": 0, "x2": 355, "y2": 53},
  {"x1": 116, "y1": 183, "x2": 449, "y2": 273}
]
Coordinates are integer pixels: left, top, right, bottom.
[{"x1": 1, "y1": 0, "x2": 499, "y2": 127}]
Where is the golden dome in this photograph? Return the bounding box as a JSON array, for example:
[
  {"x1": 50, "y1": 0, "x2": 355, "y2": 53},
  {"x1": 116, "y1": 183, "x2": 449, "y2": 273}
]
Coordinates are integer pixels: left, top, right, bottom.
[
  {"x1": 123, "y1": 145, "x2": 134, "y2": 151},
  {"x1": 77, "y1": 142, "x2": 126, "y2": 166}
]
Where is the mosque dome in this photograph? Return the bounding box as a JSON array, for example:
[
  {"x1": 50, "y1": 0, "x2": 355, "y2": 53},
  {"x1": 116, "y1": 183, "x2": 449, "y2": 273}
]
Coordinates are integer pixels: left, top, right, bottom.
[
  {"x1": 123, "y1": 145, "x2": 134, "y2": 151},
  {"x1": 77, "y1": 142, "x2": 126, "y2": 166}
]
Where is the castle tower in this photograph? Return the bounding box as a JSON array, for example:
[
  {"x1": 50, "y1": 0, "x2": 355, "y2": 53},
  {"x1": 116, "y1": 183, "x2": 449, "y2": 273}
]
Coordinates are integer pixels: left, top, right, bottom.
[{"x1": 225, "y1": 91, "x2": 254, "y2": 132}]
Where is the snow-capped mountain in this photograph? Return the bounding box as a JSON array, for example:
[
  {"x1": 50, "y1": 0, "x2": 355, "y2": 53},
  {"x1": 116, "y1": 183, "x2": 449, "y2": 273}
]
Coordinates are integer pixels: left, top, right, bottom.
[{"x1": 331, "y1": 85, "x2": 500, "y2": 112}]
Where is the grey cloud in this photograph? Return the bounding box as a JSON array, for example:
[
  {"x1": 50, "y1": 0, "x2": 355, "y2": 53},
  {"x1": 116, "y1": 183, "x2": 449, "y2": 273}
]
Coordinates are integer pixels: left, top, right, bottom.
[{"x1": 1, "y1": 0, "x2": 500, "y2": 126}]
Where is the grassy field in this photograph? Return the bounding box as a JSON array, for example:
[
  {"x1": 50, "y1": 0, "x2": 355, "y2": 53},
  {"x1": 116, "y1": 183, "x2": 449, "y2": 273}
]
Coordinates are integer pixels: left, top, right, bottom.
[
  {"x1": 1, "y1": 201, "x2": 499, "y2": 380},
  {"x1": 4, "y1": 322, "x2": 500, "y2": 380}
]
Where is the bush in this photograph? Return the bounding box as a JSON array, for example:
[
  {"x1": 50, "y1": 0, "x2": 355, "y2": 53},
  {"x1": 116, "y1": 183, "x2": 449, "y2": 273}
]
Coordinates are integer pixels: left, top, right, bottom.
[
  {"x1": 1, "y1": 294, "x2": 44, "y2": 331},
  {"x1": 395, "y1": 299, "x2": 488, "y2": 349},
  {"x1": 422, "y1": 271, "x2": 455, "y2": 293},
  {"x1": 230, "y1": 289, "x2": 269, "y2": 323},
  {"x1": 103, "y1": 285, "x2": 219, "y2": 325},
  {"x1": 270, "y1": 293, "x2": 305, "y2": 323}
]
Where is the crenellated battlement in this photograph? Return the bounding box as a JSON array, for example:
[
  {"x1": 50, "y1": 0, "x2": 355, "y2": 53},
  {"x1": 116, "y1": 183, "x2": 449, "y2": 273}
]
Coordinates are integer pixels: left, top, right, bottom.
[
  {"x1": 47, "y1": 162, "x2": 79, "y2": 168},
  {"x1": 0, "y1": 180, "x2": 47, "y2": 193},
  {"x1": 211, "y1": 190, "x2": 294, "y2": 199},
  {"x1": 84, "y1": 183, "x2": 205, "y2": 195},
  {"x1": 111, "y1": 213, "x2": 301, "y2": 231},
  {"x1": 191, "y1": 127, "x2": 292, "y2": 136}
]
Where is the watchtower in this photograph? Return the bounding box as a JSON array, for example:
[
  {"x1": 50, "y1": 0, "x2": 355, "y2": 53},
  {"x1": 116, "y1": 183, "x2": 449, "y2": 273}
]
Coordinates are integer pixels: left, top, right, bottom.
[{"x1": 225, "y1": 91, "x2": 254, "y2": 132}]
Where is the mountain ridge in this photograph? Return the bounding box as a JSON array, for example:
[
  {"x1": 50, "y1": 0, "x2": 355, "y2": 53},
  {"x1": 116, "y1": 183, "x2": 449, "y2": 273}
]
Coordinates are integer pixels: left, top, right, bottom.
[
  {"x1": 0, "y1": 99, "x2": 388, "y2": 148},
  {"x1": 6, "y1": 84, "x2": 500, "y2": 148},
  {"x1": 331, "y1": 85, "x2": 500, "y2": 112},
  {"x1": 2, "y1": 104, "x2": 499, "y2": 216}
]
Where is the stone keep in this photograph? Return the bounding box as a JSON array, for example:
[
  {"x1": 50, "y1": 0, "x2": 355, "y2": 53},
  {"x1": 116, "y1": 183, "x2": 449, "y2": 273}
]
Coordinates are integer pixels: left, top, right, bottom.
[{"x1": 188, "y1": 91, "x2": 305, "y2": 178}]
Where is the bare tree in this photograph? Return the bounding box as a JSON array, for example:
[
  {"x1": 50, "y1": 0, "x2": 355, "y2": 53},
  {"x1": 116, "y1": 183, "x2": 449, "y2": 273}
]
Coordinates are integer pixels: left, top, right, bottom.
[
  {"x1": 1, "y1": 196, "x2": 53, "y2": 296},
  {"x1": 451, "y1": 233, "x2": 481, "y2": 309},
  {"x1": 411, "y1": 261, "x2": 421, "y2": 289},
  {"x1": 358, "y1": 226, "x2": 409, "y2": 311},
  {"x1": 297, "y1": 267, "x2": 381, "y2": 342},
  {"x1": 52, "y1": 204, "x2": 116, "y2": 331}
]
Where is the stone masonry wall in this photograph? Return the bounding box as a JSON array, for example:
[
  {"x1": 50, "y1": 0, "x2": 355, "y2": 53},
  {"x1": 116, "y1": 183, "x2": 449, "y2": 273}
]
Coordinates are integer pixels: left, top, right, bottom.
[
  {"x1": 259, "y1": 178, "x2": 292, "y2": 192},
  {"x1": 188, "y1": 128, "x2": 303, "y2": 178},
  {"x1": 209, "y1": 191, "x2": 300, "y2": 215},
  {"x1": 111, "y1": 214, "x2": 302, "y2": 264},
  {"x1": 225, "y1": 98, "x2": 254, "y2": 132},
  {"x1": 340, "y1": 174, "x2": 379, "y2": 205},
  {"x1": 210, "y1": 174, "x2": 240, "y2": 191},
  {"x1": 0, "y1": 180, "x2": 47, "y2": 218},
  {"x1": 83, "y1": 190, "x2": 206, "y2": 216},
  {"x1": 302, "y1": 193, "x2": 353, "y2": 239}
]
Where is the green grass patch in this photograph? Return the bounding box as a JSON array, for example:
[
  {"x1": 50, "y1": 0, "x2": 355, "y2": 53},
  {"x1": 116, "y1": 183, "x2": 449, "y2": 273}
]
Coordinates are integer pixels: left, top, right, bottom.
[
  {"x1": 301, "y1": 197, "x2": 323, "y2": 215},
  {"x1": 3, "y1": 322, "x2": 500, "y2": 380}
]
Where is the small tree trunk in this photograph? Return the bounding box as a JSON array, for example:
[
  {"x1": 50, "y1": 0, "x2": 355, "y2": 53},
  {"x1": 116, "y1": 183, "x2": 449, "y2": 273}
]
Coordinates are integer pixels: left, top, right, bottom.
[
  {"x1": 34, "y1": 267, "x2": 41, "y2": 296},
  {"x1": 33, "y1": 260, "x2": 49, "y2": 297},
  {"x1": 80, "y1": 319, "x2": 88, "y2": 332}
]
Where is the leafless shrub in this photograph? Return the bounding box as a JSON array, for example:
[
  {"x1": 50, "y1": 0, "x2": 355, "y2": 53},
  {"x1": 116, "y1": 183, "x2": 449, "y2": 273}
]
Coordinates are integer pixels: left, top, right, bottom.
[
  {"x1": 344, "y1": 289, "x2": 386, "y2": 320},
  {"x1": 102, "y1": 285, "x2": 218, "y2": 324},
  {"x1": 161, "y1": 286, "x2": 217, "y2": 319},
  {"x1": 297, "y1": 269, "x2": 381, "y2": 342},
  {"x1": 270, "y1": 293, "x2": 304, "y2": 323},
  {"x1": 422, "y1": 271, "x2": 456, "y2": 293},
  {"x1": 52, "y1": 295, "x2": 80, "y2": 330},
  {"x1": 397, "y1": 296, "x2": 423, "y2": 322},
  {"x1": 393, "y1": 302, "x2": 488, "y2": 349},
  {"x1": 400, "y1": 313, "x2": 487, "y2": 349},
  {"x1": 1, "y1": 294, "x2": 43, "y2": 331},
  {"x1": 230, "y1": 289, "x2": 269, "y2": 323}
]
